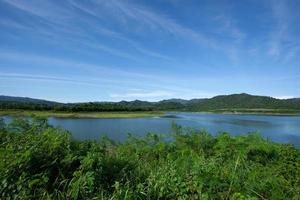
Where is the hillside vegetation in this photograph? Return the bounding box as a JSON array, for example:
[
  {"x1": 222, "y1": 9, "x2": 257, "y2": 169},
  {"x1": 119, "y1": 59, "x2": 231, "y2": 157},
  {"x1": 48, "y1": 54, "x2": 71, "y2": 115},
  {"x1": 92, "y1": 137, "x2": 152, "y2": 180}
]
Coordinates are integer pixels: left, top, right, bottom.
[
  {"x1": 188, "y1": 93, "x2": 300, "y2": 111},
  {"x1": 1, "y1": 118, "x2": 299, "y2": 199},
  {"x1": 1, "y1": 93, "x2": 300, "y2": 113}
]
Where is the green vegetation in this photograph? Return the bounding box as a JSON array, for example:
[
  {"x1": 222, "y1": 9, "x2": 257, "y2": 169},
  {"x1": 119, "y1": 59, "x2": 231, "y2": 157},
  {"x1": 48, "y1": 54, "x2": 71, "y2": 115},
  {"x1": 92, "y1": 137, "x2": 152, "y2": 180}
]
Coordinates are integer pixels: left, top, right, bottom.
[
  {"x1": 0, "y1": 110, "x2": 164, "y2": 118},
  {"x1": 0, "y1": 96, "x2": 184, "y2": 112},
  {"x1": 187, "y1": 93, "x2": 300, "y2": 111},
  {"x1": 1, "y1": 93, "x2": 300, "y2": 115},
  {"x1": 1, "y1": 118, "x2": 300, "y2": 199}
]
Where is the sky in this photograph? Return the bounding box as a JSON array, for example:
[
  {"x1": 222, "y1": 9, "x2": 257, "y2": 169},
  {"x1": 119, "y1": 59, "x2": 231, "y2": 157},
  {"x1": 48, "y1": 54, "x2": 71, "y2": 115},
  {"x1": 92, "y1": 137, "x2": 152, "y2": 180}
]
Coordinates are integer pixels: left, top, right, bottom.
[{"x1": 0, "y1": 0, "x2": 300, "y2": 102}]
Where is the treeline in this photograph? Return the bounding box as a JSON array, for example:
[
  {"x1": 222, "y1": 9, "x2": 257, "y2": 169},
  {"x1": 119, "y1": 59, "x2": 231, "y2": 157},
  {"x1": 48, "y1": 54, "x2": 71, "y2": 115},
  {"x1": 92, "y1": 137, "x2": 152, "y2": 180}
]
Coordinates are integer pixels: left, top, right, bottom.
[
  {"x1": 0, "y1": 100, "x2": 184, "y2": 112},
  {"x1": 1, "y1": 93, "x2": 300, "y2": 112},
  {"x1": 1, "y1": 118, "x2": 299, "y2": 199},
  {"x1": 0, "y1": 101, "x2": 151, "y2": 112}
]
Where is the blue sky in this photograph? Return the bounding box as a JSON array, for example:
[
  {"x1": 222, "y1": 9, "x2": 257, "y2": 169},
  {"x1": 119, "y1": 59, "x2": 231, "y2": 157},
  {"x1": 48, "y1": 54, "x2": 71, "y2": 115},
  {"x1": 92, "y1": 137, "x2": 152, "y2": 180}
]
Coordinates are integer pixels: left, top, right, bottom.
[{"x1": 0, "y1": 0, "x2": 300, "y2": 102}]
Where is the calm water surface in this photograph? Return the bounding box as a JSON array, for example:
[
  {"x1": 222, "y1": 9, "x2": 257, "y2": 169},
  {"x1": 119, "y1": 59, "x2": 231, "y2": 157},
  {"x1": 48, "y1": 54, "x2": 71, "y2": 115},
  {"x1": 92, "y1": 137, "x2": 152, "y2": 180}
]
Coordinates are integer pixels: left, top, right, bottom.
[{"x1": 2, "y1": 112, "x2": 300, "y2": 146}]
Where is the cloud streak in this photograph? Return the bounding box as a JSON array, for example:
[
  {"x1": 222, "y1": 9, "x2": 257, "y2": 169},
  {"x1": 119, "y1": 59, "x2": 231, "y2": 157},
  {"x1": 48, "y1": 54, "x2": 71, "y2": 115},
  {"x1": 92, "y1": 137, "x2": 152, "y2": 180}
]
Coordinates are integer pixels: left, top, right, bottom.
[
  {"x1": 268, "y1": 0, "x2": 299, "y2": 61},
  {"x1": 110, "y1": 90, "x2": 173, "y2": 99},
  {"x1": 108, "y1": 0, "x2": 218, "y2": 48},
  {"x1": 0, "y1": 51, "x2": 156, "y2": 80},
  {"x1": 2, "y1": 0, "x2": 173, "y2": 62},
  {"x1": 0, "y1": 72, "x2": 110, "y2": 88},
  {"x1": 0, "y1": 50, "x2": 216, "y2": 96},
  {"x1": 1, "y1": 0, "x2": 299, "y2": 101},
  {"x1": 1, "y1": 0, "x2": 254, "y2": 64}
]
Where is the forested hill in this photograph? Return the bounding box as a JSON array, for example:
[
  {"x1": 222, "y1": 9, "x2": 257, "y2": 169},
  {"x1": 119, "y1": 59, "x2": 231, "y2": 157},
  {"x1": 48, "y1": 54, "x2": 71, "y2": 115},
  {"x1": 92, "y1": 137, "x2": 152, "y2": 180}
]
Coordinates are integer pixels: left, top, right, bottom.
[
  {"x1": 186, "y1": 93, "x2": 300, "y2": 111},
  {"x1": 0, "y1": 93, "x2": 300, "y2": 112}
]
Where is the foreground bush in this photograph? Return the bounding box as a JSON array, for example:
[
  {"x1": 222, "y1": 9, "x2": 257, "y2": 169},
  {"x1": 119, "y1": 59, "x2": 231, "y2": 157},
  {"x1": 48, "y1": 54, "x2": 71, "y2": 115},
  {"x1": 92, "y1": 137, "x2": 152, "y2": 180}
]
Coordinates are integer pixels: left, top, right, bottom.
[{"x1": 0, "y1": 118, "x2": 299, "y2": 199}]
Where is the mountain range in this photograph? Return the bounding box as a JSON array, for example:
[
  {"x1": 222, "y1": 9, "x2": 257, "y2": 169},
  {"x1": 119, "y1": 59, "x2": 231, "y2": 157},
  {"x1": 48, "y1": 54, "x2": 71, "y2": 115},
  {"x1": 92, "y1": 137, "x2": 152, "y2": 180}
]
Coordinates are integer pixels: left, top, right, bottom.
[
  {"x1": 0, "y1": 93, "x2": 300, "y2": 111},
  {"x1": 0, "y1": 95, "x2": 58, "y2": 104}
]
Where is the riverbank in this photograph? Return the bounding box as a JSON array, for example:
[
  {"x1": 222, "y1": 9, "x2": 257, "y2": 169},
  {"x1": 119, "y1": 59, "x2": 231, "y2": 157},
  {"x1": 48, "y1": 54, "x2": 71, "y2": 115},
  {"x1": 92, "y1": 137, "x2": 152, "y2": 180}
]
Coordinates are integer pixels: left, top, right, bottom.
[{"x1": 0, "y1": 110, "x2": 164, "y2": 118}]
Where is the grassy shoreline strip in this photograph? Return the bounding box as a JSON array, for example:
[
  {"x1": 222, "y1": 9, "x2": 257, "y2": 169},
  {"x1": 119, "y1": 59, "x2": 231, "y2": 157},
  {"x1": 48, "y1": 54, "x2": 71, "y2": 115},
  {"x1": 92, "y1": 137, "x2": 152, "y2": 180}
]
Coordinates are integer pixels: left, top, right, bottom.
[
  {"x1": 0, "y1": 110, "x2": 164, "y2": 118},
  {"x1": 1, "y1": 109, "x2": 300, "y2": 118}
]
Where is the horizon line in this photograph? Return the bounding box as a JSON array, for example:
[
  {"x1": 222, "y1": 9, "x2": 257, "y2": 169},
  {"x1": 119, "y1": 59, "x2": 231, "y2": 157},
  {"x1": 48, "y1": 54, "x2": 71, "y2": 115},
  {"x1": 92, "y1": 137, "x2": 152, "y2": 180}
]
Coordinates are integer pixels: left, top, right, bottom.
[{"x1": 0, "y1": 93, "x2": 298, "y2": 104}]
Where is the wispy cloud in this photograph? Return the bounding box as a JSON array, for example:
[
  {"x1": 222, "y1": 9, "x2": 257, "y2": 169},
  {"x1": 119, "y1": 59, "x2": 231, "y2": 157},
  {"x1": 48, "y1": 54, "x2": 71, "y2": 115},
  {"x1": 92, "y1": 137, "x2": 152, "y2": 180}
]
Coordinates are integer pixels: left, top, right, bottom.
[
  {"x1": 108, "y1": 0, "x2": 217, "y2": 48},
  {"x1": 0, "y1": 50, "x2": 216, "y2": 98},
  {"x1": 1, "y1": 0, "x2": 173, "y2": 62},
  {"x1": 268, "y1": 0, "x2": 299, "y2": 62},
  {"x1": 268, "y1": 0, "x2": 288, "y2": 58},
  {"x1": 102, "y1": 0, "x2": 251, "y2": 63},
  {"x1": 110, "y1": 90, "x2": 173, "y2": 100},
  {"x1": 110, "y1": 87, "x2": 216, "y2": 101},
  {"x1": 213, "y1": 14, "x2": 245, "y2": 43},
  {"x1": 274, "y1": 95, "x2": 294, "y2": 99},
  {"x1": 0, "y1": 71, "x2": 217, "y2": 101},
  {"x1": 1, "y1": 0, "x2": 251, "y2": 63},
  {"x1": 210, "y1": 4, "x2": 246, "y2": 64},
  {"x1": 0, "y1": 72, "x2": 109, "y2": 88},
  {"x1": 2, "y1": 1, "x2": 298, "y2": 101},
  {"x1": 67, "y1": 0, "x2": 215, "y2": 60},
  {"x1": 3, "y1": 0, "x2": 61, "y2": 18},
  {"x1": 0, "y1": 51, "x2": 155, "y2": 80}
]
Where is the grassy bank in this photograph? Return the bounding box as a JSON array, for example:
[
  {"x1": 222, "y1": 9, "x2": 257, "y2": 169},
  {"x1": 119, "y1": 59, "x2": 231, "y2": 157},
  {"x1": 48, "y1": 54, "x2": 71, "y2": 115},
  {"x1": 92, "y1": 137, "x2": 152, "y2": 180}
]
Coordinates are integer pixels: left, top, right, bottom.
[
  {"x1": 2, "y1": 108, "x2": 300, "y2": 119},
  {"x1": 0, "y1": 110, "x2": 164, "y2": 118},
  {"x1": 0, "y1": 118, "x2": 299, "y2": 199}
]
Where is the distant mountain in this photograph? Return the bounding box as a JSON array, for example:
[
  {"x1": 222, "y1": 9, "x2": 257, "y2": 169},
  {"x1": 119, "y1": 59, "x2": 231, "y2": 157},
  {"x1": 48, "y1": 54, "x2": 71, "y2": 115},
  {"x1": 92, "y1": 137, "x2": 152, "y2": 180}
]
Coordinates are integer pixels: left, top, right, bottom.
[
  {"x1": 158, "y1": 98, "x2": 189, "y2": 104},
  {"x1": 187, "y1": 98, "x2": 208, "y2": 104},
  {"x1": 119, "y1": 100, "x2": 154, "y2": 110},
  {"x1": 1, "y1": 93, "x2": 300, "y2": 111},
  {"x1": 288, "y1": 98, "x2": 300, "y2": 103},
  {"x1": 0, "y1": 95, "x2": 58, "y2": 105}
]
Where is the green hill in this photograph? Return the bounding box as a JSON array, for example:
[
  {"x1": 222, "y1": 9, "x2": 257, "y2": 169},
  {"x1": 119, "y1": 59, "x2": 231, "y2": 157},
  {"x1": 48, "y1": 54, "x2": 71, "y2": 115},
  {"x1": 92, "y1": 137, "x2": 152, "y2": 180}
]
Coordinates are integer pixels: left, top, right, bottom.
[
  {"x1": 1, "y1": 93, "x2": 300, "y2": 113},
  {"x1": 186, "y1": 93, "x2": 300, "y2": 111},
  {"x1": 0, "y1": 95, "x2": 58, "y2": 104}
]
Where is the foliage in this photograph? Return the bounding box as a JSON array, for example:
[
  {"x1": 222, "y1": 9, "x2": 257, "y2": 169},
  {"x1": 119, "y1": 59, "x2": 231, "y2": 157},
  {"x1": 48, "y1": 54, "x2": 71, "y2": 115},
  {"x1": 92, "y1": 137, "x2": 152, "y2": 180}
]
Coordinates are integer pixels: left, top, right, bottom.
[
  {"x1": 0, "y1": 118, "x2": 300, "y2": 199},
  {"x1": 2, "y1": 93, "x2": 300, "y2": 113},
  {"x1": 186, "y1": 93, "x2": 300, "y2": 111}
]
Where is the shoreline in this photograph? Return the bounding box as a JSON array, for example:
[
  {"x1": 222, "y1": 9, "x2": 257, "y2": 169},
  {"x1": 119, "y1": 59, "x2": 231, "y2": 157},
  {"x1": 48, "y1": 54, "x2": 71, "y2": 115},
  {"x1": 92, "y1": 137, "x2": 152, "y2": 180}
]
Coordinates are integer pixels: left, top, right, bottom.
[
  {"x1": 174, "y1": 110, "x2": 300, "y2": 116},
  {"x1": 213, "y1": 109, "x2": 300, "y2": 116},
  {"x1": 219, "y1": 111, "x2": 300, "y2": 116},
  {"x1": 215, "y1": 111, "x2": 300, "y2": 116},
  {"x1": 0, "y1": 110, "x2": 165, "y2": 119},
  {"x1": 1, "y1": 109, "x2": 300, "y2": 119}
]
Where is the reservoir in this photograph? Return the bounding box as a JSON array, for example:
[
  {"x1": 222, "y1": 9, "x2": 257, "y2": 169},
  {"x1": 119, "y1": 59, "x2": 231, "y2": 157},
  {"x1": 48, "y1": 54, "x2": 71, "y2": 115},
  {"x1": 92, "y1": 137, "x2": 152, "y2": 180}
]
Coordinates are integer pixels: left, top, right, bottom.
[{"x1": 2, "y1": 112, "x2": 300, "y2": 146}]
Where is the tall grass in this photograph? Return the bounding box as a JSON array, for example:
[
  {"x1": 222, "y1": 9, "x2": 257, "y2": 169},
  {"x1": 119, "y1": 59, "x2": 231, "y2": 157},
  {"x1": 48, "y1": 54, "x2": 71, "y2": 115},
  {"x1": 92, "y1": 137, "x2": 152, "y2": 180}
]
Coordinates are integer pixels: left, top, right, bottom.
[{"x1": 0, "y1": 117, "x2": 299, "y2": 199}]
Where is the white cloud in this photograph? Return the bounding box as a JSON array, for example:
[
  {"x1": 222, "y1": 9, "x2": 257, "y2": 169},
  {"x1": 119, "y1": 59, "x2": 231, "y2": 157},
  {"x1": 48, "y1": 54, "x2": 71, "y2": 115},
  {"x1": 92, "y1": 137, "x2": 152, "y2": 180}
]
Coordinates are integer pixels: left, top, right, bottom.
[
  {"x1": 274, "y1": 95, "x2": 294, "y2": 99},
  {"x1": 268, "y1": 0, "x2": 299, "y2": 62}
]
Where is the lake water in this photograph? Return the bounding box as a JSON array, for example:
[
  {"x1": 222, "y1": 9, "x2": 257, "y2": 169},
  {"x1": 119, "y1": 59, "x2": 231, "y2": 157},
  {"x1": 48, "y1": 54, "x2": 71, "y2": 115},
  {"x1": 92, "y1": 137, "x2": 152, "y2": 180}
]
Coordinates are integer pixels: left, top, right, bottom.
[{"x1": 2, "y1": 112, "x2": 300, "y2": 146}]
